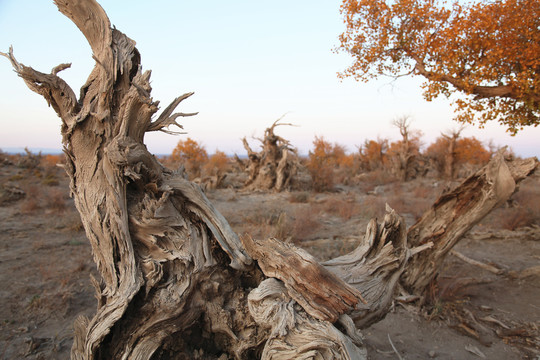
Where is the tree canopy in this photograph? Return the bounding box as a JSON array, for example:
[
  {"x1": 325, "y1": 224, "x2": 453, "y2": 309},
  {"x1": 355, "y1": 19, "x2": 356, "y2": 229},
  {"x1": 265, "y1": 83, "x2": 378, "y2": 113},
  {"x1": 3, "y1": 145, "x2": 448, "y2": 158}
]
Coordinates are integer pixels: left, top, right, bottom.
[{"x1": 338, "y1": 0, "x2": 540, "y2": 134}]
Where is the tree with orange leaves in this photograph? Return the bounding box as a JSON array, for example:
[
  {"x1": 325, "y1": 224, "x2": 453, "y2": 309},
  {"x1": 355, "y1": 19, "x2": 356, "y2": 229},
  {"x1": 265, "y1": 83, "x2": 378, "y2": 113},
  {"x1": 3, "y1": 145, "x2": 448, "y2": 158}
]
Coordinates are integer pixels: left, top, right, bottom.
[
  {"x1": 170, "y1": 137, "x2": 208, "y2": 178},
  {"x1": 338, "y1": 0, "x2": 540, "y2": 133},
  {"x1": 359, "y1": 138, "x2": 388, "y2": 171},
  {"x1": 426, "y1": 134, "x2": 491, "y2": 178}
]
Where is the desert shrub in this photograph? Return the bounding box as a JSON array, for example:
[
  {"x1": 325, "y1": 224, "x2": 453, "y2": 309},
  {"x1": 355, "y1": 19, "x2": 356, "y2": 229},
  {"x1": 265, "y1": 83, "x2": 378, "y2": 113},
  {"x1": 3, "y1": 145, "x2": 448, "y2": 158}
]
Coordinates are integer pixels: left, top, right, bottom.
[
  {"x1": 204, "y1": 150, "x2": 230, "y2": 176},
  {"x1": 356, "y1": 168, "x2": 396, "y2": 193},
  {"x1": 20, "y1": 185, "x2": 42, "y2": 213},
  {"x1": 360, "y1": 195, "x2": 386, "y2": 219},
  {"x1": 290, "y1": 206, "x2": 321, "y2": 242},
  {"x1": 17, "y1": 148, "x2": 42, "y2": 169},
  {"x1": 44, "y1": 188, "x2": 67, "y2": 213},
  {"x1": 358, "y1": 138, "x2": 389, "y2": 171},
  {"x1": 288, "y1": 191, "x2": 310, "y2": 203},
  {"x1": 170, "y1": 138, "x2": 208, "y2": 179},
  {"x1": 42, "y1": 166, "x2": 60, "y2": 186},
  {"x1": 307, "y1": 136, "x2": 358, "y2": 191},
  {"x1": 499, "y1": 181, "x2": 540, "y2": 230},
  {"x1": 41, "y1": 154, "x2": 63, "y2": 168},
  {"x1": 306, "y1": 136, "x2": 335, "y2": 192},
  {"x1": 318, "y1": 195, "x2": 360, "y2": 220}
]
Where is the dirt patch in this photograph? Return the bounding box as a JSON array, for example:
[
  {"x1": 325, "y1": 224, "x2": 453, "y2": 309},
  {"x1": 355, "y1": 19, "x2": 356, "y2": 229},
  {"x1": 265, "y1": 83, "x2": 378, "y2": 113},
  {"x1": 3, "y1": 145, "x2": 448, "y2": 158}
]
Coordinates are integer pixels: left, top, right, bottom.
[{"x1": 0, "y1": 160, "x2": 538, "y2": 359}]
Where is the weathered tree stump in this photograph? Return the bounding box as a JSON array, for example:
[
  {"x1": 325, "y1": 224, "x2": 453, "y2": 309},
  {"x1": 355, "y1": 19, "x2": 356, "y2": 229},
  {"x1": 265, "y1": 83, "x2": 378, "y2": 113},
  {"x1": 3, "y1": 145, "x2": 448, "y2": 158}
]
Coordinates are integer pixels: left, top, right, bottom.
[{"x1": 238, "y1": 117, "x2": 299, "y2": 192}]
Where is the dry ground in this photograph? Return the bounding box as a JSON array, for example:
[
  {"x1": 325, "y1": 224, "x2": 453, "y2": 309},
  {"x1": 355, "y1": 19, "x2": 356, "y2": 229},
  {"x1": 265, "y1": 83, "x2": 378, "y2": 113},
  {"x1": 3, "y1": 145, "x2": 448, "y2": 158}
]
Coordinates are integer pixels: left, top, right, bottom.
[{"x1": 0, "y1": 158, "x2": 539, "y2": 359}]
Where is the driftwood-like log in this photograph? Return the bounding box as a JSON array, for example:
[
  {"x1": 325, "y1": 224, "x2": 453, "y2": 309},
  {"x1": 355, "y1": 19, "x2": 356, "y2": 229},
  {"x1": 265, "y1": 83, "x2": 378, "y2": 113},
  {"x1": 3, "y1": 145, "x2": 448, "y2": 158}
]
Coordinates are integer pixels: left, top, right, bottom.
[
  {"x1": 401, "y1": 151, "x2": 538, "y2": 296},
  {"x1": 242, "y1": 236, "x2": 365, "y2": 323}
]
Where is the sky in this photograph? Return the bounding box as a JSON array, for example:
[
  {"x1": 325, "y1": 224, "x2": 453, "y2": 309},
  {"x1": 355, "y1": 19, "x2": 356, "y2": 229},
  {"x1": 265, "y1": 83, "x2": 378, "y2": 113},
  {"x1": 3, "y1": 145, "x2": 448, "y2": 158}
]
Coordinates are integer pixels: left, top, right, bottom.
[{"x1": 0, "y1": 0, "x2": 539, "y2": 158}]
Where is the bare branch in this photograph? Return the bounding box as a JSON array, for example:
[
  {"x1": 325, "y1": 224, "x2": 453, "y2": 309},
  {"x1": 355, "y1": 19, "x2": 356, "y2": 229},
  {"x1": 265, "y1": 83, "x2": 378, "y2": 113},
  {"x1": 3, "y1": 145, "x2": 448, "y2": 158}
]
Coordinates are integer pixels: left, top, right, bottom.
[
  {"x1": 147, "y1": 92, "x2": 197, "y2": 134},
  {"x1": 1, "y1": 46, "x2": 79, "y2": 124}
]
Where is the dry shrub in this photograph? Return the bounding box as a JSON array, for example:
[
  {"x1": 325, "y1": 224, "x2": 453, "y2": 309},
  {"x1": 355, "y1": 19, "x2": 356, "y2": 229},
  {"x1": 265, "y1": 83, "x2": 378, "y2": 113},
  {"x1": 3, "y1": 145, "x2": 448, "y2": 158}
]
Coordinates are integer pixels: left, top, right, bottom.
[
  {"x1": 306, "y1": 136, "x2": 336, "y2": 192},
  {"x1": 44, "y1": 188, "x2": 67, "y2": 213},
  {"x1": 21, "y1": 185, "x2": 68, "y2": 214},
  {"x1": 381, "y1": 183, "x2": 434, "y2": 221},
  {"x1": 17, "y1": 148, "x2": 41, "y2": 169},
  {"x1": 356, "y1": 169, "x2": 396, "y2": 193},
  {"x1": 21, "y1": 185, "x2": 41, "y2": 213},
  {"x1": 494, "y1": 179, "x2": 540, "y2": 230},
  {"x1": 42, "y1": 168, "x2": 60, "y2": 186},
  {"x1": 360, "y1": 195, "x2": 386, "y2": 219},
  {"x1": 41, "y1": 154, "x2": 63, "y2": 168},
  {"x1": 204, "y1": 150, "x2": 230, "y2": 176},
  {"x1": 288, "y1": 191, "x2": 310, "y2": 203},
  {"x1": 170, "y1": 137, "x2": 208, "y2": 179},
  {"x1": 290, "y1": 206, "x2": 321, "y2": 242},
  {"x1": 319, "y1": 195, "x2": 360, "y2": 220}
]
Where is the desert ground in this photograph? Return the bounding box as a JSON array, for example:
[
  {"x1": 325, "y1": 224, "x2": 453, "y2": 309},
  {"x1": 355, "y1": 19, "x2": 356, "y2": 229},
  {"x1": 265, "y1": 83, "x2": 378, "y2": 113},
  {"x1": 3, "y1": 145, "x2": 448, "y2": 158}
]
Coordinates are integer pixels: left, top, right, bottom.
[{"x1": 0, "y1": 151, "x2": 539, "y2": 359}]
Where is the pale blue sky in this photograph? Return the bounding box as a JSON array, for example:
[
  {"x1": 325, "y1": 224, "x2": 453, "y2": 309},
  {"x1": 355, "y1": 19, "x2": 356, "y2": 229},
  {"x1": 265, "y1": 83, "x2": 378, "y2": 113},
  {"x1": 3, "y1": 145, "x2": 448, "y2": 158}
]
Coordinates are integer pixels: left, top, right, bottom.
[{"x1": 1, "y1": 0, "x2": 539, "y2": 157}]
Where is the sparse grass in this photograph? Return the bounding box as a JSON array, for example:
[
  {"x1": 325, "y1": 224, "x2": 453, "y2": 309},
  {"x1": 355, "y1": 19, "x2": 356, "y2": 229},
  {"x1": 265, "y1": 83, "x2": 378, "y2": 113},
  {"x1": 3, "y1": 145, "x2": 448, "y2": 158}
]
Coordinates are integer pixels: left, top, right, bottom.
[
  {"x1": 290, "y1": 206, "x2": 321, "y2": 242},
  {"x1": 360, "y1": 195, "x2": 387, "y2": 219}
]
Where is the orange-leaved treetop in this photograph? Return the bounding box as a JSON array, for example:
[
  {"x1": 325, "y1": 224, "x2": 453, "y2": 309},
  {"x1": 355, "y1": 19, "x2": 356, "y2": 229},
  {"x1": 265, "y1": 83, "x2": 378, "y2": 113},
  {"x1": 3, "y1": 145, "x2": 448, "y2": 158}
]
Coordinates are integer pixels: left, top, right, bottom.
[
  {"x1": 170, "y1": 137, "x2": 208, "y2": 178},
  {"x1": 337, "y1": 0, "x2": 540, "y2": 134}
]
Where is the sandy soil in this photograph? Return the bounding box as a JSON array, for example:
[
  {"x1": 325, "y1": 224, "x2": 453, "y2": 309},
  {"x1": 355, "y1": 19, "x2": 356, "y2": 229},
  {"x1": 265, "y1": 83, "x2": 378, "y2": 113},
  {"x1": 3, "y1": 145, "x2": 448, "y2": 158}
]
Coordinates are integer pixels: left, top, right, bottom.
[{"x1": 0, "y1": 161, "x2": 538, "y2": 359}]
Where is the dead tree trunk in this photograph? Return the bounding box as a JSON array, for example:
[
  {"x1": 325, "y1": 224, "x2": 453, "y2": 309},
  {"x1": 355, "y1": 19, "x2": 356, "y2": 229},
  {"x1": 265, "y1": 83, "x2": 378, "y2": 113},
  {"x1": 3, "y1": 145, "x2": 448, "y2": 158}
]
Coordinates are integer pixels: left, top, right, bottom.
[
  {"x1": 390, "y1": 116, "x2": 419, "y2": 181},
  {"x1": 1, "y1": 1, "x2": 368, "y2": 358},
  {"x1": 441, "y1": 126, "x2": 465, "y2": 179},
  {"x1": 2, "y1": 1, "x2": 538, "y2": 359},
  {"x1": 401, "y1": 151, "x2": 537, "y2": 297},
  {"x1": 239, "y1": 117, "x2": 298, "y2": 191}
]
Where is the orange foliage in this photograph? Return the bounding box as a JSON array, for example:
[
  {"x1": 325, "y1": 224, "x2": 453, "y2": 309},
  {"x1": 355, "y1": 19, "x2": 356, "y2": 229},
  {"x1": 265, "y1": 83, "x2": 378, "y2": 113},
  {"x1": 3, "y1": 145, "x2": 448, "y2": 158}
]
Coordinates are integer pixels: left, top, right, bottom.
[
  {"x1": 454, "y1": 137, "x2": 491, "y2": 166},
  {"x1": 338, "y1": 0, "x2": 540, "y2": 133},
  {"x1": 425, "y1": 136, "x2": 491, "y2": 175},
  {"x1": 42, "y1": 154, "x2": 63, "y2": 168},
  {"x1": 359, "y1": 138, "x2": 388, "y2": 171},
  {"x1": 307, "y1": 136, "x2": 334, "y2": 192},
  {"x1": 308, "y1": 136, "x2": 356, "y2": 191},
  {"x1": 204, "y1": 150, "x2": 229, "y2": 176},
  {"x1": 170, "y1": 137, "x2": 208, "y2": 178}
]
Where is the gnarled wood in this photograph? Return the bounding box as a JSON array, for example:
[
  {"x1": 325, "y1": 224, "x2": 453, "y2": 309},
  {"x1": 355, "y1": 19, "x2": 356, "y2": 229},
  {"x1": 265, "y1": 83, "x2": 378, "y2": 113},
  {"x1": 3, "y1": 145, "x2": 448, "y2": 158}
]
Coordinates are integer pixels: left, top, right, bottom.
[
  {"x1": 401, "y1": 151, "x2": 538, "y2": 296},
  {"x1": 242, "y1": 236, "x2": 365, "y2": 323},
  {"x1": 3, "y1": 1, "x2": 538, "y2": 358},
  {"x1": 239, "y1": 116, "x2": 299, "y2": 192},
  {"x1": 248, "y1": 279, "x2": 367, "y2": 359}
]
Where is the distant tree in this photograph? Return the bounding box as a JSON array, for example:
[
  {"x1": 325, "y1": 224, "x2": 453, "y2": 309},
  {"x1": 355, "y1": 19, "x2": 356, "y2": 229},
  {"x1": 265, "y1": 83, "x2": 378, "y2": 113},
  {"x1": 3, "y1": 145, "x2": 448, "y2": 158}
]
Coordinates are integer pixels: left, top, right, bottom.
[
  {"x1": 338, "y1": 0, "x2": 540, "y2": 133},
  {"x1": 204, "y1": 150, "x2": 229, "y2": 177},
  {"x1": 4, "y1": 1, "x2": 537, "y2": 358},
  {"x1": 454, "y1": 137, "x2": 491, "y2": 167},
  {"x1": 306, "y1": 136, "x2": 359, "y2": 191},
  {"x1": 170, "y1": 137, "x2": 208, "y2": 178},
  {"x1": 426, "y1": 133, "x2": 491, "y2": 178},
  {"x1": 387, "y1": 116, "x2": 423, "y2": 181},
  {"x1": 359, "y1": 138, "x2": 388, "y2": 171},
  {"x1": 307, "y1": 136, "x2": 336, "y2": 192}
]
